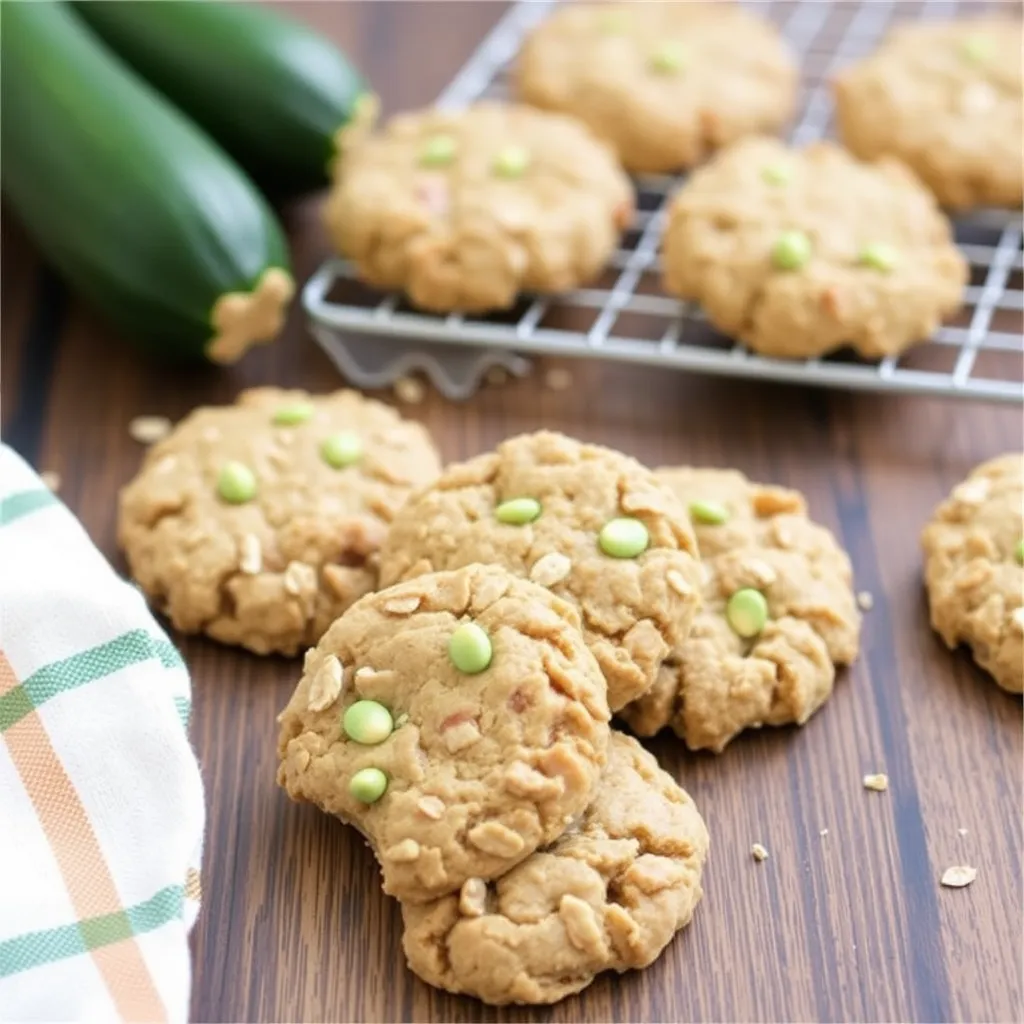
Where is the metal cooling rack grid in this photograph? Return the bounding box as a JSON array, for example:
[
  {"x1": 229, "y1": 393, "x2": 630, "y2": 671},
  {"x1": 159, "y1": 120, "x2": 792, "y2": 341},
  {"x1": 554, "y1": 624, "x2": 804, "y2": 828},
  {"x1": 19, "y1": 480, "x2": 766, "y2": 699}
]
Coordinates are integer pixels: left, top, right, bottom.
[{"x1": 304, "y1": 0, "x2": 1024, "y2": 402}]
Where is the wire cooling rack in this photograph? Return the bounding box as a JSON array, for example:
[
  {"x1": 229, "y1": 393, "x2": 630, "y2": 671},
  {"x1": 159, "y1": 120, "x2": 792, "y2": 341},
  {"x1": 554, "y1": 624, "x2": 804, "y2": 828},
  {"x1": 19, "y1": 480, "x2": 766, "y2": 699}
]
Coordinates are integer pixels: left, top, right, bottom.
[{"x1": 303, "y1": 0, "x2": 1024, "y2": 402}]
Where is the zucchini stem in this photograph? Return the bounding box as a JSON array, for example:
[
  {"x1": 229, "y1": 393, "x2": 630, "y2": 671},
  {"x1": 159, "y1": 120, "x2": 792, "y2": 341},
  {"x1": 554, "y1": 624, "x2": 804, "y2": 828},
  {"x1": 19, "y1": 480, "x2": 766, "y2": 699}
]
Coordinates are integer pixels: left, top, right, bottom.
[{"x1": 206, "y1": 267, "x2": 295, "y2": 364}]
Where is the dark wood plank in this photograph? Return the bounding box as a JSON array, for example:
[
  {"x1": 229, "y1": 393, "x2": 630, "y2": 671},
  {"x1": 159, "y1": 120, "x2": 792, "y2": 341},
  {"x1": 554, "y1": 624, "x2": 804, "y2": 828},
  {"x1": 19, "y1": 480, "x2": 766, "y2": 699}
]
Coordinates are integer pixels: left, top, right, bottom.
[{"x1": 2, "y1": 2, "x2": 1020, "y2": 1022}]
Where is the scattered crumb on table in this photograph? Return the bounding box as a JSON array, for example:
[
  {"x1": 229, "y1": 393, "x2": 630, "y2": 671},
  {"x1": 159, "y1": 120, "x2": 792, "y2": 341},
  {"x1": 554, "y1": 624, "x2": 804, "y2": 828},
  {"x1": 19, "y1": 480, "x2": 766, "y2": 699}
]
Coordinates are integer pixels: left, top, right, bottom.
[
  {"x1": 128, "y1": 415, "x2": 173, "y2": 444},
  {"x1": 393, "y1": 376, "x2": 426, "y2": 404},
  {"x1": 751, "y1": 842, "x2": 769, "y2": 862},
  {"x1": 857, "y1": 590, "x2": 874, "y2": 611},
  {"x1": 940, "y1": 865, "x2": 977, "y2": 888},
  {"x1": 863, "y1": 772, "x2": 889, "y2": 792}
]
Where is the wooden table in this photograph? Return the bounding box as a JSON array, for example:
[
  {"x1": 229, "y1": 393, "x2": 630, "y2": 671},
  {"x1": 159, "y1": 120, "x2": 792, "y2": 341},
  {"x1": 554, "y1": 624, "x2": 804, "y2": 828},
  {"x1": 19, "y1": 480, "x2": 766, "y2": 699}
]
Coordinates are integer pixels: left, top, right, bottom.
[{"x1": 3, "y1": 3, "x2": 1022, "y2": 1021}]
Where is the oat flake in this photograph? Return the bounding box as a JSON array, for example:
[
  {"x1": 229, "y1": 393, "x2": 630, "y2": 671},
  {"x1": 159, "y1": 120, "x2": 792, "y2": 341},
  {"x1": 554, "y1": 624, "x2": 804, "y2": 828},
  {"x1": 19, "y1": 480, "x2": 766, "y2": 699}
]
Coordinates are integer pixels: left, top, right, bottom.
[
  {"x1": 940, "y1": 865, "x2": 977, "y2": 888},
  {"x1": 862, "y1": 772, "x2": 889, "y2": 792}
]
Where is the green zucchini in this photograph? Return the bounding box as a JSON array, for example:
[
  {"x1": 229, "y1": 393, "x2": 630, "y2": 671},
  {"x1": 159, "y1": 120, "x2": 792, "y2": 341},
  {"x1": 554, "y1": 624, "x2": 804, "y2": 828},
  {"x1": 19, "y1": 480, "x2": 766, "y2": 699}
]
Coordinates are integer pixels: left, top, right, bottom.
[
  {"x1": 74, "y1": 0, "x2": 375, "y2": 194},
  {"x1": 1, "y1": 1, "x2": 293, "y2": 365}
]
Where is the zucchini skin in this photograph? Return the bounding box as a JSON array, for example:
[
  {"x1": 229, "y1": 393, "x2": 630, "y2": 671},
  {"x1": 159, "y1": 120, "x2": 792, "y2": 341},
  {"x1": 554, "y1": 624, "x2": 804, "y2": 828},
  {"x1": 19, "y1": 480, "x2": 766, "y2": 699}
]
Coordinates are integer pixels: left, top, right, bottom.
[
  {"x1": 75, "y1": 0, "x2": 371, "y2": 194},
  {"x1": 1, "y1": 1, "x2": 291, "y2": 363}
]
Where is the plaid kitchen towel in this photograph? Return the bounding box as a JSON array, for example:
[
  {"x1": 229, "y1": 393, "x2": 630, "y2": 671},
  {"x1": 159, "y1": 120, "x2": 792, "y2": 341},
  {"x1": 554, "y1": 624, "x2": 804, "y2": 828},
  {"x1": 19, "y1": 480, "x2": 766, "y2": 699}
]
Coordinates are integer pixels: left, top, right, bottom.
[{"x1": 0, "y1": 444, "x2": 205, "y2": 1023}]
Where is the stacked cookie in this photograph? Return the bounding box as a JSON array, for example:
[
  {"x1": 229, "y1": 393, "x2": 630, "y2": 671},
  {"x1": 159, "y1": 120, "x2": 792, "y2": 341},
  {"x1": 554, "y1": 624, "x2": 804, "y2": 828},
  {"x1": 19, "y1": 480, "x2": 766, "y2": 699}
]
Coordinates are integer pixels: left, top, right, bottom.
[{"x1": 325, "y1": 3, "x2": 1023, "y2": 361}]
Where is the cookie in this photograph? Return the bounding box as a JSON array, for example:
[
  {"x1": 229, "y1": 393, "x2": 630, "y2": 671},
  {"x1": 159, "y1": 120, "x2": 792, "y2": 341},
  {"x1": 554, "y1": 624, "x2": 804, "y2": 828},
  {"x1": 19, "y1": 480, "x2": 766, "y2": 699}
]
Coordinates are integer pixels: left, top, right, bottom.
[
  {"x1": 921, "y1": 454, "x2": 1024, "y2": 693},
  {"x1": 661, "y1": 137, "x2": 967, "y2": 359},
  {"x1": 619, "y1": 468, "x2": 861, "y2": 752},
  {"x1": 118, "y1": 387, "x2": 441, "y2": 656},
  {"x1": 325, "y1": 101, "x2": 633, "y2": 314},
  {"x1": 515, "y1": 2, "x2": 797, "y2": 174},
  {"x1": 378, "y1": 431, "x2": 703, "y2": 712},
  {"x1": 277, "y1": 563, "x2": 611, "y2": 902},
  {"x1": 401, "y1": 731, "x2": 708, "y2": 1005},
  {"x1": 834, "y1": 19, "x2": 1023, "y2": 211}
]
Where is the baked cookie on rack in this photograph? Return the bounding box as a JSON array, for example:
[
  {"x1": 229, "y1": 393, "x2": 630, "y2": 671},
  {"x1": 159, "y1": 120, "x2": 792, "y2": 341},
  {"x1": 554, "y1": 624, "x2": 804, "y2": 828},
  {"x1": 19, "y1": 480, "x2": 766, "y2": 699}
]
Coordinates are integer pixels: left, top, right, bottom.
[
  {"x1": 921, "y1": 453, "x2": 1024, "y2": 693},
  {"x1": 118, "y1": 387, "x2": 441, "y2": 656},
  {"x1": 834, "y1": 19, "x2": 1023, "y2": 211},
  {"x1": 325, "y1": 101, "x2": 633, "y2": 313},
  {"x1": 378, "y1": 431, "x2": 703, "y2": 712},
  {"x1": 401, "y1": 731, "x2": 708, "y2": 1005},
  {"x1": 619, "y1": 468, "x2": 861, "y2": 752},
  {"x1": 277, "y1": 564, "x2": 611, "y2": 902},
  {"x1": 515, "y1": 2, "x2": 797, "y2": 174},
  {"x1": 661, "y1": 137, "x2": 967, "y2": 359}
]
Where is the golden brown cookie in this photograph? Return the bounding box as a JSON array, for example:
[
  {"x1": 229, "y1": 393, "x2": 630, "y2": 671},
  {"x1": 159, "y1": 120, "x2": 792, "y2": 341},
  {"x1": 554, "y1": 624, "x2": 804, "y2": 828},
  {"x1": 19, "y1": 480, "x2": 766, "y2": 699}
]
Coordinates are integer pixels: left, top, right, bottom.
[
  {"x1": 277, "y1": 564, "x2": 611, "y2": 902},
  {"x1": 921, "y1": 454, "x2": 1024, "y2": 693},
  {"x1": 620, "y1": 468, "x2": 861, "y2": 752},
  {"x1": 378, "y1": 431, "x2": 704, "y2": 712},
  {"x1": 118, "y1": 387, "x2": 441, "y2": 656},
  {"x1": 661, "y1": 137, "x2": 967, "y2": 359},
  {"x1": 515, "y1": 2, "x2": 797, "y2": 173},
  {"x1": 401, "y1": 731, "x2": 708, "y2": 1005},
  {"x1": 834, "y1": 19, "x2": 1023, "y2": 211},
  {"x1": 325, "y1": 101, "x2": 633, "y2": 313}
]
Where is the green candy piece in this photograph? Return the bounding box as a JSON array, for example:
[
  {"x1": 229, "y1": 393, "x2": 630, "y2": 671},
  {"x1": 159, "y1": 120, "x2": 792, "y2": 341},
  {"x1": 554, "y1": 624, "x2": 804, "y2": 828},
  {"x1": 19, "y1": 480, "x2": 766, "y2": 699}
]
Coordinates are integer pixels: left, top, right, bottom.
[
  {"x1": 495, "y1": 497, "x2": 542, "y2": 525},
  {"x1": 772, "y1": 230, "x2": 812, "y2": 271},
  {"x1": 349, "y1": 767, "x2": 388, "y2": 804},
  {"x1": 727, "y1": 588, "x2": 769, "y2": 638},
  {"x1": 449, "y1": 622, "x2": 493, "y2": 674},
  {"x1": 420, "y1": 133, "x2": 456, "y2": 168},
  {"x1": 217, "y1": 461, "x2": 257, "y2": 504},
  {"x1": 1015, "y1": 539, "x2": 1024, "y2": 564},
  {"x1": 343, "y1": 700, "x2": 394, "y2": 745},
  {"x1": 961, "y1": 34, "x2": 992, "y2": 64},
  {"x1": 321, "y1": 431, "x2": 363, "y2": 469},
  {"x1": 272, "y1": 402, "x2": 314, "y2": 426},
  {"x1": 761, "y1": 163, "x2": 791, "y2": 186},
  {"x1": 493, "y1": 145, "x2": 531, "y2": 179},
  {"x1": 649, "y1": 42, "x2": 686, "y2": 74},
  {"x1": 599, "y1": 517, "x2": 649, "y2": 558},
  {"x1": 689, "y1": 499, "x2": 730, "y2": 526},
  {"x1": 859, "y1": 242, "x2": 898, "y2": 273}
]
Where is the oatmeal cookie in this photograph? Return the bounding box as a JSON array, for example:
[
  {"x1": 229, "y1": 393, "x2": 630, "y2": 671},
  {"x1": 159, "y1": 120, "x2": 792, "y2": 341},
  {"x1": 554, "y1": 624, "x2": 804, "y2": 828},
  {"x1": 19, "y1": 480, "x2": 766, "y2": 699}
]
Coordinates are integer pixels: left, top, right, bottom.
[
  {"x1": 401, "y1": 731, "x2": 708, "y2": 1005},
  {"x1": 661, "y1": 137, "x2": 967, "y2": 359},
  {"x1": 620, "y1": 468, "x2": 861, "y2": 752},
  {"x1": 118, "y1": 387, "x2": 441, "y2": 656},
  {"x1": 325, "y1": 101, "x2": 632, "y2": 313},
  {"x1": 378, "y1": 431, "x2": 703, "y2": 712},
  {"x1": 277, "y1": 564, "x2": 611, "y2": 902},
  {"x1": 921, "y1": 454, "x2": 1024, "y2": 693},
  {"x1": 834, "y1": 19, "x2": 1023, "y2": 210},
  {"x1": 515, "y1": 2, "x2": 797, "y2": 174}
]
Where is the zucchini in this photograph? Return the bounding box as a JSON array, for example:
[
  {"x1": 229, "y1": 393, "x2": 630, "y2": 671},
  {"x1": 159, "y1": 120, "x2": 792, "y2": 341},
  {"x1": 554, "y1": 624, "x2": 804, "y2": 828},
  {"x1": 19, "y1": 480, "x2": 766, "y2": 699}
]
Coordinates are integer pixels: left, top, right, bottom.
[
  {"x1": 1, "y1": 1, "x2": 293, "y2": 365},
  {"x1": 74, "y1": 0, "x2": 375, "y2": 194}
]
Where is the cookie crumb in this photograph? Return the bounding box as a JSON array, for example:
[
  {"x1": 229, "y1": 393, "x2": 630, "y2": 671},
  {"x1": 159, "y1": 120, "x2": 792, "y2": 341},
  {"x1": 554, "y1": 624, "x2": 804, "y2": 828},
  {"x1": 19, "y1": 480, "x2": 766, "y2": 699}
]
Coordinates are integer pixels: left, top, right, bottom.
[
  {"x1": 957, "y1": 827, "x2": 969, "y2": 837},
  {"x1": 529, "y1": 551, "x2": 573, "y2": 587},
  {"x1": 129, "y1": 415, "x2": 173, "y2": 445},
  {"x1": 940, "y1": 865, "x2": 977, "y2": 889},
  {"x1": 39, "y1": 470, "x2": 61, "y2": 492},
  {"x1": 751, "y1": 842, "x2": 769, "y2": 862},
  {"x1": 863, "y1": 772, "x2": 889, "y2": 792},
  {"x1": 544, "y1": 367, "x2": 573, "y2": 392},
  {"x1": 394, "y1": 376, "x2": 426, "y2": 405},
  {"x1": 819, "y1": 828, "x2": 829, "y2": 837},
  {"x1": 307, "y1": 654, "x2": 344, "y2": 712},
  {"x1": 857, "y1": 590, "x2": 874, "y2": 611},
  {"x1": 239, "y1": 533, "x2": 262, "y2": 575},
  {"x1": 485, "y1": 366, "x2": 510, "y2": 387}
]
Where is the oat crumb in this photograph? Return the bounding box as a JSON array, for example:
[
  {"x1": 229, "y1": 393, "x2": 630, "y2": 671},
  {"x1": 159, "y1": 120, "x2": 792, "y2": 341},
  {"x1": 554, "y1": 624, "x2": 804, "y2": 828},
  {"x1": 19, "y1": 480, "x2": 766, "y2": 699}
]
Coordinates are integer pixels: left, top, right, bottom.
[
  {"x1": 129, "y1": 415, "x2": 173, "y2": 445},
  {"x1": 751, "y1": 842, "x2": 769, "y2": 862},
  {"x1": 863, "y1": 772, "x2": 889, "y2": 792},
  {"x1": 819, "y1": 828, "x2": 829, "y2": 837},
  {"x1": 39, "y1": 470, "x2": 61, "y2": 492},
  {"x1": 544, "y1": 367, "x2": 573, "y2": 392},
  {"x1": 940, "y1": 865, "x2": 977, "y2": 888},
  {"x1": 394, "y1": 376, "x2": 426, "y2": 404},
  {"x1": 857, "y1": 590, "x2": 874, "y2": 611},
  {"x1": 957, "y1": 827, "x2": 969, "y2": 837}
]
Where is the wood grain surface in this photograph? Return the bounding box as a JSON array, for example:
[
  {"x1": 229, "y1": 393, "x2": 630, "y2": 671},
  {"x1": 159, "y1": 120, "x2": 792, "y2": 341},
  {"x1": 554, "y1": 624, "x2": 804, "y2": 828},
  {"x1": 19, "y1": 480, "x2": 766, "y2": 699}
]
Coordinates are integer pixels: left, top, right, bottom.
[{"x1": 3, "y1": 3, "x2": 1022, "y2": 1022}]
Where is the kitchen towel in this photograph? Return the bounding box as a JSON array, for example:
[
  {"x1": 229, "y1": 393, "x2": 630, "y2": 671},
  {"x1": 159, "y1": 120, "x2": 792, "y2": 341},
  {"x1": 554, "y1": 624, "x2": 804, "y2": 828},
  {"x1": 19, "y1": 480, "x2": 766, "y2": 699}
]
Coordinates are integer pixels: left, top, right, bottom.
[{"x1": 0, "y1": 443, "x2": 205, "y2": 1023}]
